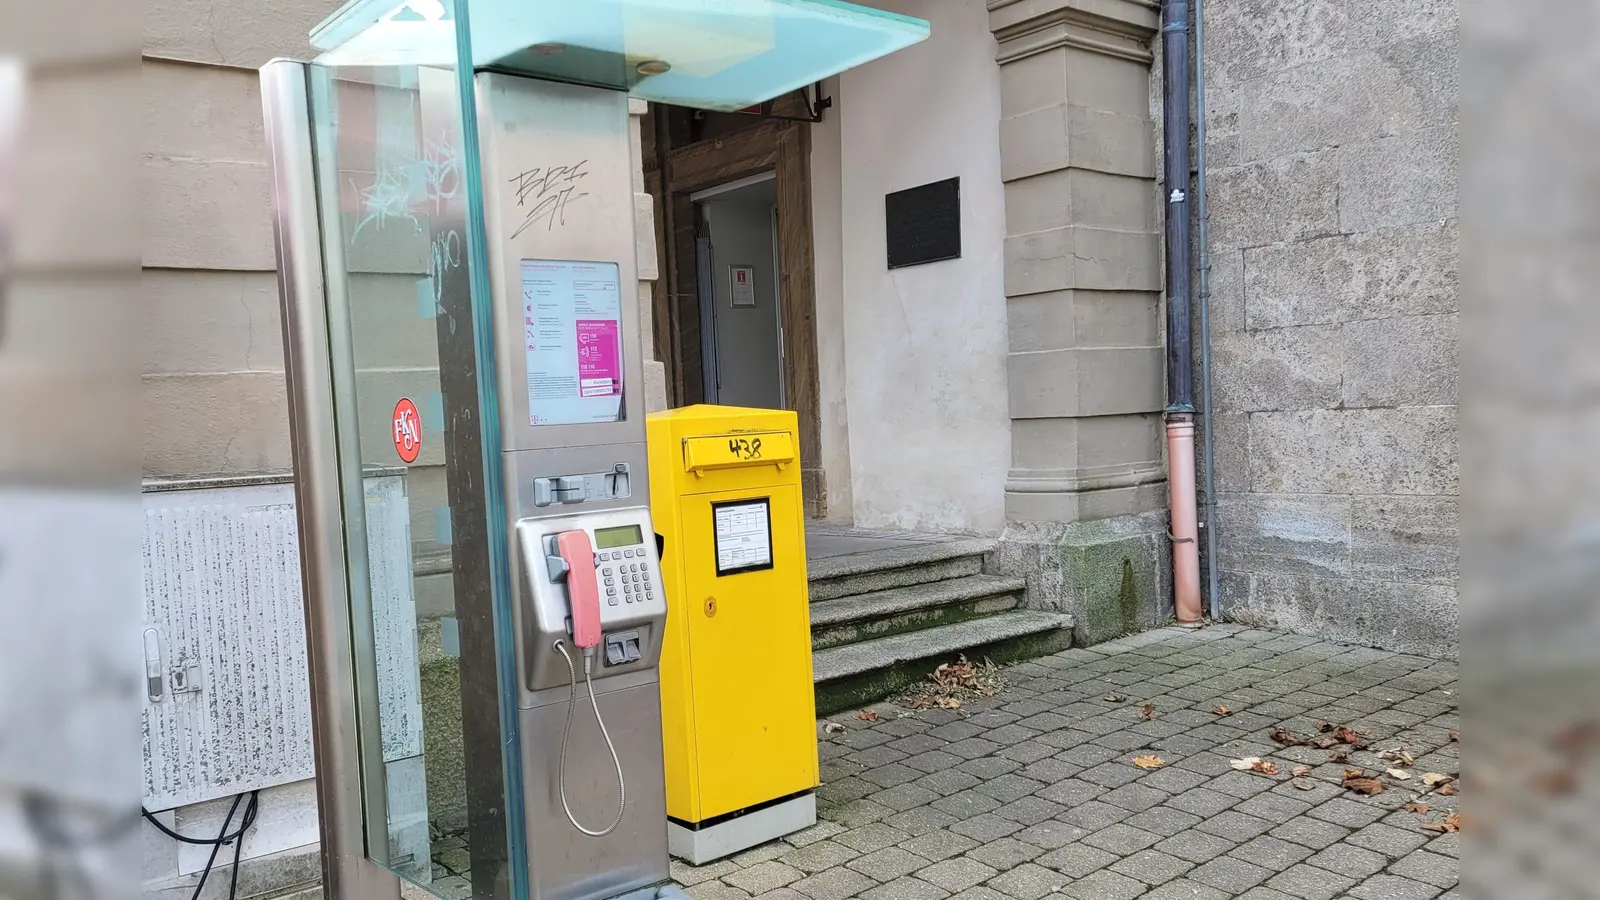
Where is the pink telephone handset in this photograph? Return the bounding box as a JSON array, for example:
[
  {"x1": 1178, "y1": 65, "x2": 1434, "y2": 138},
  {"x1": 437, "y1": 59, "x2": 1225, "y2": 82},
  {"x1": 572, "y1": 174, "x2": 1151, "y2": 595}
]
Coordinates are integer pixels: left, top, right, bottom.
[
  {"x1": 551, "y1": 528, "x2": 625, "y2": 837},
  {"x1": 555, "y1": 530, "x2": 602, "y2": 650}
]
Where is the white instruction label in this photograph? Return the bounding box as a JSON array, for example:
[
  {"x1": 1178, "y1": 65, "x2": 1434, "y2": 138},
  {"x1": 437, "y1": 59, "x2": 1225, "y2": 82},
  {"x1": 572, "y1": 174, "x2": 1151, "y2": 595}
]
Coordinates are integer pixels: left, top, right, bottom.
[{"x1": 713, "y1": 499, "x2": 773, "y2": 575}]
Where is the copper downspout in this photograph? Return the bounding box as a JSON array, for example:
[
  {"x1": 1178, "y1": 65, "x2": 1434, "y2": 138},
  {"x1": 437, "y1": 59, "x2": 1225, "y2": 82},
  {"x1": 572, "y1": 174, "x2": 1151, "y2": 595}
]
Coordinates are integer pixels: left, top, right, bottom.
[
  {"x1": 1161, "y1": 0, "x2": 1203, "y2": 624},
  {"x1": 1167, "y1": 415, "x2": 1202, "y2": 623}
]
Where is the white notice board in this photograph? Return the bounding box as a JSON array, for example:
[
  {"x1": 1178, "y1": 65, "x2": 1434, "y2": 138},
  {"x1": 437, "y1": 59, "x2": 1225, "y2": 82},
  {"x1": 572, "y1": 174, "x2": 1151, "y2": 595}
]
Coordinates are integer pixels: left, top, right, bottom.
[
  {"x1": 713, "y1": 498, "x2": 773, "y2": 575},
  {"x1": 521, "y1": 258, "x2": 624, "y2": 426},
  {"x1": 730, "y1": 264, "x2": 756, "y2": 308}
]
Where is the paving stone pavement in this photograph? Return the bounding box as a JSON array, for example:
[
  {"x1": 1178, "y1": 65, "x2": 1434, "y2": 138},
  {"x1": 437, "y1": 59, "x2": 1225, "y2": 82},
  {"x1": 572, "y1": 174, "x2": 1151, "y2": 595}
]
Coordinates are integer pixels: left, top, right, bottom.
[{"x1": 672, "y1": 625, "x2": 1460, "y2": 900}]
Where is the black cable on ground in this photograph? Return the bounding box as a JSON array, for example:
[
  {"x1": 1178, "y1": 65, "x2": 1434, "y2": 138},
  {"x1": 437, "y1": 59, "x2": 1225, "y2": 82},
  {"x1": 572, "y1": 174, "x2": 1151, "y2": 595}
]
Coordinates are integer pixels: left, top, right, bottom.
[{"x1": 142, "y1": 790, "x2": 260, "y2": 900}]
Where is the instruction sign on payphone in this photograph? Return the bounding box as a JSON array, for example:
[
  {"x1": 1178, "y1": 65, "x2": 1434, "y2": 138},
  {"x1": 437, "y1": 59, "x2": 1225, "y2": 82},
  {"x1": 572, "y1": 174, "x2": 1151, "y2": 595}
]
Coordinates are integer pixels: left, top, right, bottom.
[{"x1": 521, "y1": 258, "x2": 624, "y2": 426}]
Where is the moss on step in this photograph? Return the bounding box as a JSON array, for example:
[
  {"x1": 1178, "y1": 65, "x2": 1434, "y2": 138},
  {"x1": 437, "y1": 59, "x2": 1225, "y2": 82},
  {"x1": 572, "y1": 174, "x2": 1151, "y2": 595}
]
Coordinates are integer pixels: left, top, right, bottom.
[
  {"x1": 1119, "y1": 558, "x2": 1139, "y2": 635},
  {"x1": 811, "y1": 593, "x2": 1018, "y2": 650},
  {"x1": 809, "y1": 555, "x2": 985, "y2": 602},
  {"x1": 814, "y1": 626, "x2": 1074, "y2": 717}
]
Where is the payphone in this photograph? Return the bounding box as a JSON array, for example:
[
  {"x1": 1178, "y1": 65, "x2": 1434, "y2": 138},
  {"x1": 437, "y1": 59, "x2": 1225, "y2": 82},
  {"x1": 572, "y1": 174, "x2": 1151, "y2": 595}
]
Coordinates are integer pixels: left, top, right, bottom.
[
  {"x1": 262, "y1": 3, "x2": 928, "y2": 900},
  {"x1": 526, "y1": 513, "x2": 661, "y2": 839},
  {"x1": 478, "y1": 75, "x2": 673, "y2": 900}
]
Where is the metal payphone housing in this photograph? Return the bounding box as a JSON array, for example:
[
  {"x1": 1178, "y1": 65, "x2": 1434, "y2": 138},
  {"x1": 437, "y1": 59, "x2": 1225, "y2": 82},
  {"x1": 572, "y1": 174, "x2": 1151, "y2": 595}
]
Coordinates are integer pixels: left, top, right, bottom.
[{"x1": 475, "y1": 74, "x2": 669, "y2": 900}]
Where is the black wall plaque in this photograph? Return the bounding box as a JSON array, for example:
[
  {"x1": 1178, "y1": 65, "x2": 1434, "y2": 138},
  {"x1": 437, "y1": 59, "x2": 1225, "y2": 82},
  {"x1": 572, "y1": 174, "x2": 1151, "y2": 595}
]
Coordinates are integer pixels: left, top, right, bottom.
[{"x1": 885, "y1": 177, "x2": 961, "y2": 269}]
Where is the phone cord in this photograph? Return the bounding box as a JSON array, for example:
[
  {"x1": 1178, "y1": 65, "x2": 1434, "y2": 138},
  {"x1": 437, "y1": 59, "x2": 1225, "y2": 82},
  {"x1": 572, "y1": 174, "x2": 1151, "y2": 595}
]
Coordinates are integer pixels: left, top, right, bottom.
[{"x1": 554, "y1": 639, "x2": 626, "y2": 837}]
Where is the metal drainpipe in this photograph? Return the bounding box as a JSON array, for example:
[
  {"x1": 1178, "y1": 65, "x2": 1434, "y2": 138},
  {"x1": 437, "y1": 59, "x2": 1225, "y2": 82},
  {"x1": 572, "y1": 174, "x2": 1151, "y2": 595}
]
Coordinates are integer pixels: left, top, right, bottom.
[
  {"x1": 1192, "y1": 0, "x2": 1221, "y2": 621},
  {"x1": 1161, "y1": 0, "x2": 1202, "y2": 625}
]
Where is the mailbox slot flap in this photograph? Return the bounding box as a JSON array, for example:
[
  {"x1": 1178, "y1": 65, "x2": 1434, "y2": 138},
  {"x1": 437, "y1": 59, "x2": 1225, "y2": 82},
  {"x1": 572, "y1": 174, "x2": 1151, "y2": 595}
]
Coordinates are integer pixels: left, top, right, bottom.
[{"x1": 683, "y1": 431, "x2": 796, "y2": 474}]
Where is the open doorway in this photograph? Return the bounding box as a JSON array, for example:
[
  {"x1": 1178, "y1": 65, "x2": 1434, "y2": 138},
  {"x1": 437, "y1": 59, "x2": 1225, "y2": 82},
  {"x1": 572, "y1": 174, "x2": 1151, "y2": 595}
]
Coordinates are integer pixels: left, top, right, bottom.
[
  {"x1": 642, "y1": 99, "x2": 825, "y2": 516},
  {"x1": 693, "y1": 173, "x2": 784, "y2": 409}
]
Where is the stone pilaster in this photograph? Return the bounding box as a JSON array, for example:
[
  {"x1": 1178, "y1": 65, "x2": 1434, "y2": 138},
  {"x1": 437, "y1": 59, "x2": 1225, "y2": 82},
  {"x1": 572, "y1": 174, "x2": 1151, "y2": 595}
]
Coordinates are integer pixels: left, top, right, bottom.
[
  {"x1": 627, "y1": 97, "x2": 670, "y2": 413},
  {"x1": 989, "y1": 0, "x2": 1166, "y2": 523},
  {"x1": 989, "y1": 0, "x2": 1172, "y2": 643}
]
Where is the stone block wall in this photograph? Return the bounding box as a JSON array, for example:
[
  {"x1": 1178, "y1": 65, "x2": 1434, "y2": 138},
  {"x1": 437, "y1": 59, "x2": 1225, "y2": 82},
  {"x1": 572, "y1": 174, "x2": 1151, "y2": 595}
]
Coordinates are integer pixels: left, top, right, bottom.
[{"x1": 1196, "y1": 0, "x2": 1460, "y2": 656}]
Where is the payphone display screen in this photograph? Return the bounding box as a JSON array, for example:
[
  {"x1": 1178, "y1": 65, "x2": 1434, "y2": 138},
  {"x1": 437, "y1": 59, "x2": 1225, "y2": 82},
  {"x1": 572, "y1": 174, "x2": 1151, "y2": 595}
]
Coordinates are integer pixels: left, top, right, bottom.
[
  {"x1": 593, "y1": 524, "x2": 643, "y2": 549},
  {"x1": 520, "y1": 258, "x2": 625, "y2": 426}
]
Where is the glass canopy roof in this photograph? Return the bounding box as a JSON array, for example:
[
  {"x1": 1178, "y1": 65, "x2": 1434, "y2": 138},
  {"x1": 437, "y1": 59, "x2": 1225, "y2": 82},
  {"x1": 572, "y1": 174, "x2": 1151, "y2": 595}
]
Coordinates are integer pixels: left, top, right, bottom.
[{"x1": 310, "y1": 0, "x2": 929, "y2": 111}]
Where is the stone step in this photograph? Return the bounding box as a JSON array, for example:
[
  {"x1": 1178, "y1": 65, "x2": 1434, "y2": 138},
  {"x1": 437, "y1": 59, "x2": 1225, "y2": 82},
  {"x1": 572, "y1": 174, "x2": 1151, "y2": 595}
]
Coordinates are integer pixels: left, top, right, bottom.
[
  {"x1": 810, "y1": 574, "x2": 1026, "y2": 650},
  {"x1": 812, "y1": 609, "x2": 1074, "y2": 715},
  {"x1": 807, "y1": 538, "x2": 994, "y2": 602}
]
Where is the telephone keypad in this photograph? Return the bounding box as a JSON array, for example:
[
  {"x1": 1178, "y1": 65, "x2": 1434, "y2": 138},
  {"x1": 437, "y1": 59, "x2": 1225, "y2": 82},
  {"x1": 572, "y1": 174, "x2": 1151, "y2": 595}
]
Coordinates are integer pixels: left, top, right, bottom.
[{"x1": 585, "y1": 536, "x2": 655, "y2": 610}]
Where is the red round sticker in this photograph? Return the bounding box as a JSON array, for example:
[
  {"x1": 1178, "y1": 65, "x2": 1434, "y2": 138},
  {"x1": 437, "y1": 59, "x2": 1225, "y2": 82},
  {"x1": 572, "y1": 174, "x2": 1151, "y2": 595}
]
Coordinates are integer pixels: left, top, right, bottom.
[{"x1": 392, "y1": 398, "x2": 421, "y2": 464}]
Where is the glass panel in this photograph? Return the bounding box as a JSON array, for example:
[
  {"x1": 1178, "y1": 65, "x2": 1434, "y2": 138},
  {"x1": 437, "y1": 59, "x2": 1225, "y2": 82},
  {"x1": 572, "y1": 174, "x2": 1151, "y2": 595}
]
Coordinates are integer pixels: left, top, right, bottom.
[
  {"x1": 310, "y1": 0, "x2": 928, "y2": 111},
  {"x1": 304, "y1": 16, "x2": 523, "y2": 897}
]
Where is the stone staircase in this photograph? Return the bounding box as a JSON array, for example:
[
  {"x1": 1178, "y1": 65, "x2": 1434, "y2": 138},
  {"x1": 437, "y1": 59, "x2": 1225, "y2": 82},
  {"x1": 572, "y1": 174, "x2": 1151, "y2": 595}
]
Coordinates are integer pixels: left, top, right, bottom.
[{"x1": 806, "y1": 531, "x2": 1074, "y2": 715}]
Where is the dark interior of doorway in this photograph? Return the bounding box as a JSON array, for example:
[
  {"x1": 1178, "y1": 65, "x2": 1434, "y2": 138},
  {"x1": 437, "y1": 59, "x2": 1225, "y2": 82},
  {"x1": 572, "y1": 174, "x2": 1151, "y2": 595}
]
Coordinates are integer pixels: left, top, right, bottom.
[
  {"x1": 641, "y1": 99, "x2": 827, "y2": 517},
  {"x1": 694, "y1": 175, "x2": 785, "y2": 412}
]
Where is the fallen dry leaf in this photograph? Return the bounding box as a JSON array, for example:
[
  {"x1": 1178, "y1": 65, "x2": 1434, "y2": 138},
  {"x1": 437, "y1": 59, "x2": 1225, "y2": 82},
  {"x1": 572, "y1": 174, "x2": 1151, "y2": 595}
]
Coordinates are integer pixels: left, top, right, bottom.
[
  {"x1": 1291, "y1": 765, "x2": 1312, "y2": 778},
  {"x1": 1132, "y1": 755, "x2": 1166, "y2": 769},
  {"x1": 858, "y1": 709, "x2": 879, "y2": 722},
  {"x1": 1421, "y1": 772, "x2": 1454, "y2": 787},
  {"x1": 899, "y1": 655, "x2": 1005, "y2": 710},
  {"x1": 823, "y1": 722, "x2": 846, "y2": 734},
  {"x1": 1421, "y1": 812, "x2": 1461, "y2": 834},
  {"x1": 1141, "y1": 702, "x2": 1158, "y2": 720},
  {"x1": 1342, "y1": 769, "x2": 1385, "y2": 796},
  {"x1": 1403, "y1": 801, "x2": 1431, "y2": 814},
  {"x1": 1276, "y1": 725, "x2": 1366, "y2": 751},
  {"x1": 1438, "y1": 782, "x2": 1458, "y2": 796},
  {"x1": 930, "y1": 655, "x2": 983, "y2": 690},
  {"x1": 1387, "y1": 768, "x2": 1413, "y2": 781},
  {"x1": 1292, "y1": 777, "x2": 1318, "y2": 791},
  {"x1": 1335, "y1": 726, "x2": 1371, "y2": 749},
  {"x1": 1379, "y1": 747, "x2": 1417, "y2": 767},
  {"x1": 1104, "y1": 693, "x2": 1127, "y2": 703},
  {"x1": 1252, "y1": 759, "x2": 1281, "y2": 776},
  {"x1": 1269, "y1": 727, "x2": 1304, "y2": 746},
  {"x1": 1328, "y1": 751, "x2": 1351, "y2": 764},
  {"x1": 1449, "y1": 731, "x2": 1460, "y2": 743},
  {"x1": 1215, "y1": 705, "x2": 1232, "y2": 717},
  {"x1": 1230, "y1": 757, "x2": 1262, "y2": 771}
]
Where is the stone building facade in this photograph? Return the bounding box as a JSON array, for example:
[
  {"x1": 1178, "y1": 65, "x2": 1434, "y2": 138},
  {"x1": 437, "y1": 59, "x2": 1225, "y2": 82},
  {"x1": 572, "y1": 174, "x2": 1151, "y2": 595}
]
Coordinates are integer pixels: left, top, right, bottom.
[
  {"x1": 137, "y1": 0, "x2": 1458, "y2": 895},
  {"x1": 1196, "y1": 0, "x2": 1460, "y2": 657}
]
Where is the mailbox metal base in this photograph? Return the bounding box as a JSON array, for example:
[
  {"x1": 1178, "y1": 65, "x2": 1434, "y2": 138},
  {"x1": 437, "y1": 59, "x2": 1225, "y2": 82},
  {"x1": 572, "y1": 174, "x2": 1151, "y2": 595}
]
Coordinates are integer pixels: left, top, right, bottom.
[{"x1": 667, "y1": 792, "x2": 816, "y2": 866}]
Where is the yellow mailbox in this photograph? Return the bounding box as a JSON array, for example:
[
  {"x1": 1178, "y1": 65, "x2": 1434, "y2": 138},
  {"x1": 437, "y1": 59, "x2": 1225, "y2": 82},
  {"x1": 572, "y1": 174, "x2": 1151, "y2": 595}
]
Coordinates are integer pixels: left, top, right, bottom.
[{"x1": 647, "y1": 405, "x2": 818, "y2": 864}]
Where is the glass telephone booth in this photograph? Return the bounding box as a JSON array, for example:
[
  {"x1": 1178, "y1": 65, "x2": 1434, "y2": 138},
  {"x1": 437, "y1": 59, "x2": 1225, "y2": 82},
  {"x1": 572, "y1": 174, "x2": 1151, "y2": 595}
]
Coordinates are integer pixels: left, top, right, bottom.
[{"x1": 261, "y1": 3, "x2": 927, "y2": 899}]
